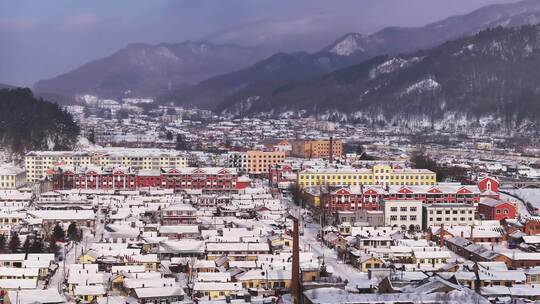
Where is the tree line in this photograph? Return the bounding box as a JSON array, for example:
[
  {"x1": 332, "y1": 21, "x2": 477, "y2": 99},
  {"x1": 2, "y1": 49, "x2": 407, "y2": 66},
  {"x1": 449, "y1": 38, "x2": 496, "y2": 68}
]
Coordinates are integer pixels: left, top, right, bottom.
[
  {"x1": 0, "y1": 88, "x2": 80, "y2": 154},
  {"x1": 0, "y1": 222, "x2": 83, "y2": 255}
]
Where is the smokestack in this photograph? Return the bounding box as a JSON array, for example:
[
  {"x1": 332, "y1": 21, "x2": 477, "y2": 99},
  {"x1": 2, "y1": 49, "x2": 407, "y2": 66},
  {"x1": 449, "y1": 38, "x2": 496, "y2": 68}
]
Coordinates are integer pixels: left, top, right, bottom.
[
  {"x1": 439, "y1": 223, "x2": 444, "y2": 247},
  {"x1": 329, "y1": 137, "x2": 334, "y2": 164},
  {"x1": 291, "y1": 215, "x2": 300, "y2": 304}
]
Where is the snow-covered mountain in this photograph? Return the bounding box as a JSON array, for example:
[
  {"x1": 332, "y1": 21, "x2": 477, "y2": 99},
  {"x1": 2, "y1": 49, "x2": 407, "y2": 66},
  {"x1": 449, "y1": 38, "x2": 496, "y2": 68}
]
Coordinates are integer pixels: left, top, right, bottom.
[
  {"x1": 34, "y1": 41, "x2": 270, "y2": 101},
  {"x1": 217, "y1": 24, "x2": 540, "y2": 130},
  {"x1": 164, "y1": 0, "x2": 540, "y2": 111},
  {"x1": 323, "y1": 0, "x2": 540, "y2": 59},
  {"x1": 325, "y1": 33, "x2": 365, "y2": 56}
]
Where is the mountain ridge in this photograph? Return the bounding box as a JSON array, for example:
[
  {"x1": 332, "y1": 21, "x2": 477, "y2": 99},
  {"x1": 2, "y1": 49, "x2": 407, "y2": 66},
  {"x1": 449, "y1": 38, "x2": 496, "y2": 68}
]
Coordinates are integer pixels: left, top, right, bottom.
[
  {"x1": 163, "y1": 0, "x2": 540, "y2": 109},
  {"x1": 33, "y1": 41, "x2": 271, "y2": 101},
  {"x1": 217, "y1": 24, "x2": 540, "y2": 130}
]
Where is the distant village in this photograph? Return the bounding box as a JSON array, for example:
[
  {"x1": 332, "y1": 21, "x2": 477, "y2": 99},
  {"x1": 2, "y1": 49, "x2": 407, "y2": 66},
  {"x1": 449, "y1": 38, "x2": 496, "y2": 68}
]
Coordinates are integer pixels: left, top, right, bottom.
[{"x1": 0, "y1": 99, "x2": 540, "y2": 303}]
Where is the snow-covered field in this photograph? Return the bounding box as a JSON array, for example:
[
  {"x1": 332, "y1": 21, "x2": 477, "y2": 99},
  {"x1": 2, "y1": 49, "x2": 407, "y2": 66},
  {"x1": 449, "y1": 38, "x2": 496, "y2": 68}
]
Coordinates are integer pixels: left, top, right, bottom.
[{"x1": 503, "y1": 188, "x2": 540, "y2": 211}]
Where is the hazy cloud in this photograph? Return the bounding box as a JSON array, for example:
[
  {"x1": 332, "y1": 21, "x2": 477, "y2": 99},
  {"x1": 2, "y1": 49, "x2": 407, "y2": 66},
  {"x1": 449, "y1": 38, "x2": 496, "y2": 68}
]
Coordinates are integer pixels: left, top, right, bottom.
[{"x1": 60, "y1": 13, "x2": 99, "y2": 31}]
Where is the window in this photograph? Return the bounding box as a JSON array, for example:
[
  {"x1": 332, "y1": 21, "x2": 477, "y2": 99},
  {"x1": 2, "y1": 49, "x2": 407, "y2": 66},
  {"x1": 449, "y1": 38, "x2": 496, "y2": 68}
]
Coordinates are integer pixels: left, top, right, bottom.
[
  {"x1": 390, "y1": 215, "x2": 397, "y2": 221},
  {"x1": 390, "y1": 207, "x2": 398, "y2": 212},
  {"x1": 410, "y1": 207, "x2": 417, "y2": 212},
  {"x1": 400, "y1": 215, "x2": 407, "y2": 221},
  {"x1": 400, "y1": 207, "x2": 407, "y2": 212},
  {"x1": 410, "y1": 215, "x2": 417, "y2": 221}
]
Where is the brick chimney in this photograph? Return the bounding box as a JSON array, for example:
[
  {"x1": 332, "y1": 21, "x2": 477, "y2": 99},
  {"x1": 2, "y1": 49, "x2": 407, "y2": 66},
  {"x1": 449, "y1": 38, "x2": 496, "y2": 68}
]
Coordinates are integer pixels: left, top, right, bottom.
[
  {"x1": 329, "y1": 137, "x2": 334, "y2": 164},
  {"x1": 291, "y1": 215, "x2": 300, "y2": 304},
  {"x1": 439, "y1": 223, "x2": 444, "y2": 247}
]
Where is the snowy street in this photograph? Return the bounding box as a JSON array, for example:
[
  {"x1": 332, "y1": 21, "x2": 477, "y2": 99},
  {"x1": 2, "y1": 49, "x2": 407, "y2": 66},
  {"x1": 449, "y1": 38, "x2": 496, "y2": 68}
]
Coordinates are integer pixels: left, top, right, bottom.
[{"x1": 282, "y1": 193, "x2": 369, "y2": 288}]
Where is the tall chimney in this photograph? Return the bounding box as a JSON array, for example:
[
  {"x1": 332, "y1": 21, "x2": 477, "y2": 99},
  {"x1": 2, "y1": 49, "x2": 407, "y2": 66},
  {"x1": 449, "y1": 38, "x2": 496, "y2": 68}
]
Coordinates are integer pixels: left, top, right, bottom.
[
  {"x1": 439, "y1": 223, "x2": 444, "y2": 247},
  {"x1": 291, "y1": 215, "x2": 300, "y2": 304},
  {"x1": 329, "y1": 137, "x2": 334, "y2": 164}
]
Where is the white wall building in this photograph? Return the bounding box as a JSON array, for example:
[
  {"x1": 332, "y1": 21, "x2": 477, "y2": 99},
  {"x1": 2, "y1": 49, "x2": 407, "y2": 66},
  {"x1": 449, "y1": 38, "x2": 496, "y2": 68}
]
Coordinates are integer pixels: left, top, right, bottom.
[
  {"x1": 381, "y1": 200, "x2": 422, "y2": 230},
  {"x1": 422, "y1": 203, "x2": 476, "y2": 229}
]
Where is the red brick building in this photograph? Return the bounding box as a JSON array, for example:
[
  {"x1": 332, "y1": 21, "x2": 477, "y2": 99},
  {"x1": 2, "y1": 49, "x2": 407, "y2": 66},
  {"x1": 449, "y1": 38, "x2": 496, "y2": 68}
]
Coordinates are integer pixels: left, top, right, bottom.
[
  {"x1": 524, "y1": 218, "x2": 540, "y2": 236},
  {"x1": 478, "y1": 176, "x2": 500, "y2": 199},
  {"x1": 323, "y1": 185, "x2": 384, "y2": 213},
  {"x1": 52, "y1": 166, "x2": 248, "y2": 192},
  {"x1": 268, "y1": 164, "x2": 297, "y2": 186},
  {"x1": 386, "y1": 184, "x2": 480, "y2": 205},
  {"x1": 161, "y1": 167, "x2": 241, "y2": 191},
  {"x1": 320, "y1": 184, "x2": 481, "y2": 214},
  {"x1": 478, "y1": 198, "x2": 517, "y2": 221},
  {"x1": 52, "y1": 166, "x2": 137, "y2": 190},
  {"x1": 136, "y1": 170, "x2": 163, "y2": 188}
]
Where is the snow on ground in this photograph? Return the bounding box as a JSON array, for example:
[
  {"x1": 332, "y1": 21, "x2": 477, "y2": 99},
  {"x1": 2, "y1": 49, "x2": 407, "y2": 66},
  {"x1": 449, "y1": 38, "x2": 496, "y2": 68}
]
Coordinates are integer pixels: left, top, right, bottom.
[
  {"x1": 301, "y1": 223, "x2": 370, "y2": 288},
  {"x1": 284, "y1": 194, "x2": 370, "y2": 289},
  {"x1": 403, "y1": 78, "x2": 441, "y2": 96},
  {"x1": 330, "y1": 34, "x2": 364, "y2": 56},
  {"x1": 503, "y1": 188, "x2": 540, "y2": 211}
]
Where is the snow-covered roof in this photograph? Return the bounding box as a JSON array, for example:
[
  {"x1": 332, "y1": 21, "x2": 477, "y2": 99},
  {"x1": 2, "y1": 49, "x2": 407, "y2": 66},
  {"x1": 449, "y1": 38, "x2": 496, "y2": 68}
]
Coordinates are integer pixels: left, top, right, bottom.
[
  {"x1": 7, "y1": 288, "x2": 66, "y2": 304},
  {"x1": 134, "y1": 286, "x2": 185, "y2": 298},
  {"x1": 193, "y1": 282, "x2": 243, "y2": 291}
]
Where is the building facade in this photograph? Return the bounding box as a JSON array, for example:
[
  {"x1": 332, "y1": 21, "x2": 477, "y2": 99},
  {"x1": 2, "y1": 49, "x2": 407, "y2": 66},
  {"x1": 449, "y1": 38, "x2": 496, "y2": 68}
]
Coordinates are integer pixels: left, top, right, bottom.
[
  {"x1": 52, "y1": 166, "x2": 245, "y2": 192},
  {"x1": 422, "y1": 203, "x2": 476, "y2": 229},
  {"x1": 309, "y1": 183, "x2": 479, "y2": 218},
  {"x1": 297, "y1": 164, "x2": 436, "y2": 189},
  {"x1": 246, "y1": 150, "x2": 286, "y2": 175},
  {"x1": 290, "y1": 139, "x2": 343, "y2": 159},
  {"x1": 0, "y1": 165, "x2": 26, "y2": 189},
  {"x1": 478, "y1": 199, "x2": 517, "y2": 221},
  {"x1": 25, "y1": 148, "x2": 187, "y2": 182},
  {"x1": 381, "y1": 200, "x2": 423, "y2": 229}
]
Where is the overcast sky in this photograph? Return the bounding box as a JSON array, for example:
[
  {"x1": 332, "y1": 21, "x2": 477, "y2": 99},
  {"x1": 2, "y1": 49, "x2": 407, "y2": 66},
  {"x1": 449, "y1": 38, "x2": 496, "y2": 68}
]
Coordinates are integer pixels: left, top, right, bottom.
[{"x1": 0, "y1": 0, "x2": 520, "y2": 86}]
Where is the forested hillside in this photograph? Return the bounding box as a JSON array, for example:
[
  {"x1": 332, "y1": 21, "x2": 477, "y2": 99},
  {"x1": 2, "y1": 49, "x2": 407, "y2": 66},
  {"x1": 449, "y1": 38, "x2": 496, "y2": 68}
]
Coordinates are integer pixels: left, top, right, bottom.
[{"x1": 0, "y1": 88, "x2": 80, "y2": 153}]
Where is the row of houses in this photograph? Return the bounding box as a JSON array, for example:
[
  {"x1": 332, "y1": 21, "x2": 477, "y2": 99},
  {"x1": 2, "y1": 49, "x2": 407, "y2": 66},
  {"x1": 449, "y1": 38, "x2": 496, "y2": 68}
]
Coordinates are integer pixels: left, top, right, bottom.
[{"x1": 51, "y1": 166, "x2": 251, "y2": 192}]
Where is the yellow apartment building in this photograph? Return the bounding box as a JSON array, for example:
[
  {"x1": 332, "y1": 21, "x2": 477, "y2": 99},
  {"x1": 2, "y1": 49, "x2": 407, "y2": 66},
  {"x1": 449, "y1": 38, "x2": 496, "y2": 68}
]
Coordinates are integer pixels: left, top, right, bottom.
[
  {"x1": 25, "y1": 151, "x2": 91, "y2": 182},
  {"x1": 25, "y1": 148, "x2": 187, "y2": 182},
  {"x1": 0, "y1": 165, "x2": 27, "y2": 189},
  {"x1": 297, "y1": 164, "x2": 436, "y2": 188}
]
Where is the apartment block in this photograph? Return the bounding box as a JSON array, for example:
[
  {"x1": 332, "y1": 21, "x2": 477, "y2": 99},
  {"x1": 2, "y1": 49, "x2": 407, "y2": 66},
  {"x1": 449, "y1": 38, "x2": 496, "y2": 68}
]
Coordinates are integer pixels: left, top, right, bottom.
[
  {"x1": 423, "y1": 203, "x2": 476, "y2": 229},
  {"x1": 381, "y1": 200, "x2": 423, "y2": 230},
  {"x1": 297, "y1": 164, "x2": 436, "y2": 188},
  {"x1": 246, "y1": 150, "x2": 286, "y2": 175},
  {"x1": 290, "y1": 139, "x2": 343, "y2": 159},
  {"x1": 25, "y1": 148, "x2": 187, "y2": 182}
]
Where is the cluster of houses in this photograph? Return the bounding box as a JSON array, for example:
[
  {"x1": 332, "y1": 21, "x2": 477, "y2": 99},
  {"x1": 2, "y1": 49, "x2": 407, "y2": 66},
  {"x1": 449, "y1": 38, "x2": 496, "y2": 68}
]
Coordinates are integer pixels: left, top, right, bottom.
[{"x1": 0, "y1": 132, "x2": 539, "y2": 303}]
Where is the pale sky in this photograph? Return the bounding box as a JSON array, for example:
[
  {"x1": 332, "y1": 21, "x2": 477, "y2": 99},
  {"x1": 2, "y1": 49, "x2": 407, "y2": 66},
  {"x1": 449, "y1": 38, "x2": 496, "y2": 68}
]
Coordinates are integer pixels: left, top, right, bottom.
[{"x1": 0, "y1": 0, "x2": 521, "y2": 86}]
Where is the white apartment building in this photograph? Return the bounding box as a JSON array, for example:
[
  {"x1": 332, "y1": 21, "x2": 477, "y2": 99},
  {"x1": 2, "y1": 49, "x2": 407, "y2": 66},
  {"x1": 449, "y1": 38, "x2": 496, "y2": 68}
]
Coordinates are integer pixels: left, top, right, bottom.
[
  {"x1": 0, "y1": 165, "x2": 26, "y2": 189},
  {"x1": 382, "y1": 200, "x2": 423, "y2": 230},
  {"x1": 25, "y1": 148, "x2": 188, "y2": 182},
  {"x1": 422, "y1": 203, "x2": 476, "y2": 229}
]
